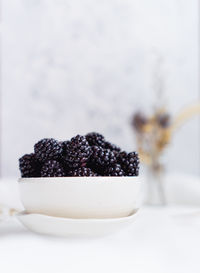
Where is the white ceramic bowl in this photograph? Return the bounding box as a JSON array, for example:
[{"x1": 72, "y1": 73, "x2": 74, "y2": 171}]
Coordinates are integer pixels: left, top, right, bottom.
[{"x1": 18, "y1": 177, "x2": 140, "y2": 219}]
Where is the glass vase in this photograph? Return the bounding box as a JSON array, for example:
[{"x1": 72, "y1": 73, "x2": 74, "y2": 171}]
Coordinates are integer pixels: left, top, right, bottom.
[{"x1": 145, "y1": 167, "x2": 166, "y2": 206}]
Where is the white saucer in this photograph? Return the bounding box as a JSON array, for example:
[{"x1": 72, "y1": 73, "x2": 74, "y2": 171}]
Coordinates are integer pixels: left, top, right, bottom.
[{"x1": 16, "y1": 209, "x2": 139, "y2": 237}]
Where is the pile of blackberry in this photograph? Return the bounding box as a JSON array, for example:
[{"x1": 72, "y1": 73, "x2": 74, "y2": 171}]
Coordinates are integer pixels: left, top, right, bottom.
[{"x1": 19, "y1": 133, "x2": 139, "y2": 177}]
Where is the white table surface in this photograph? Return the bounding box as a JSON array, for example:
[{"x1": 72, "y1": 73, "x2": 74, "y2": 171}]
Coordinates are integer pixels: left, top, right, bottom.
[{"x1": 0, "y1": 206, "x2": 200, "y2": 273}]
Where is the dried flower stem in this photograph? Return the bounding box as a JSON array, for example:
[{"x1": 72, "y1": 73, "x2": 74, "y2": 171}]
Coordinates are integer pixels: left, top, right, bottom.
[{"x1": 171, "y1": 103, "x2": 200, "y2": 132}]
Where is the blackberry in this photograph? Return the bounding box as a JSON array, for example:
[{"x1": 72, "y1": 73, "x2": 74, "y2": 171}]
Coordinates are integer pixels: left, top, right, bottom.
[
  {"x1": 90, "y1": 146, "x2": 117, "y2": 169},
  {"x1": 61, "y1": 140, "x2": 70, "y2": 154},
  {"x1": 19, "y1": 153, "x2": 40, "y2": 178},
  {"x1": 105, "y1": 164, "x2": 125, "y2": 176},
  {"x1": 68, "y1": 167, "x2": 96, "y2": 177},
  {"x1": 104, "y1": 141, "x2": 121, "y2": 152},
  {"x1": 41, "y1": 160, "x2": 65, "y2": 177},
  {"x1": 118, "y1": 151, "x2": 139, "y2": 176},
  {"x1": 86, "y1": 132, "x2": 105, "y2": 147},
  {"x1": 34, "y1": 138, "x2": 63, "y2": 162},
  {"x1": 19, "y1": 133, "x2": 140, "y2": 178},
  {"x1": 64, "y1": 135, "x2": 92, "y2": 168}
]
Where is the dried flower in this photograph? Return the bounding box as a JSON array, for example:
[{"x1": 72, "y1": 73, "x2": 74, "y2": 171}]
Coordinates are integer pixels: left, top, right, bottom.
[
  {"x1": 132, "y1": 112, "x2": 147, "y2": 132},
  {"x1": 156, "y1": 113, "x2": 170, "y2": 128},
  {"x1": 132, "y1": 103, "x2": 200, "y2": 171}
]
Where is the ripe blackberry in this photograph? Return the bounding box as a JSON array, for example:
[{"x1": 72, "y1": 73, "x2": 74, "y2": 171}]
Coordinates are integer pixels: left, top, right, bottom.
[
  {"x1": 118, "y1": 151, "x2": 140, "y2": 176},
  {"x1": 60, "y1": 140, "x2": 70, "y2": 154},
  {"x1": 68, "y1": 167, "x2": 96, "y2": 177},
  {"x1": 90, "y1": 146, "x2": 117, "y2": 169},
  {"x1": 86, "y1": 132, "x2": 105, "y2": 147},
  {"x1": 34, "y1": 138, "x2": 63, "y2": 162},
  {"x1": 104, "y1": 141, "x2": 121, "y2": 152},
  {"x1": 19, "y1": 153, "x2": 40, "y2": 178},
  {"x1": 64, "y1": 135, "x2": 92, "y2": 168},
  {"x1": 105, "y1": 164, "x2": 125, "y2": 176},
  {"x1": 41, "y1": 160, "x2": 65, "y2": 177}
]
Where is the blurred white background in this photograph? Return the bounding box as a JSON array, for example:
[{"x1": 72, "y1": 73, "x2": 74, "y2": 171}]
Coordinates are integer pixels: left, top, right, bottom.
[
  {"x1": 1, "y1": 0, "x2": 200, "y2": 177},
  {"x1": 0, "y1": 2, "x2": 200, "y2": 273}
]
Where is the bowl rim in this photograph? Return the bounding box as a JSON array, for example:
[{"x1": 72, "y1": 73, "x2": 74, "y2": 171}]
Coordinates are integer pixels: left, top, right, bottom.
[{"x1": 18, "y1": 176, "x2": 140, "y2": 183}]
